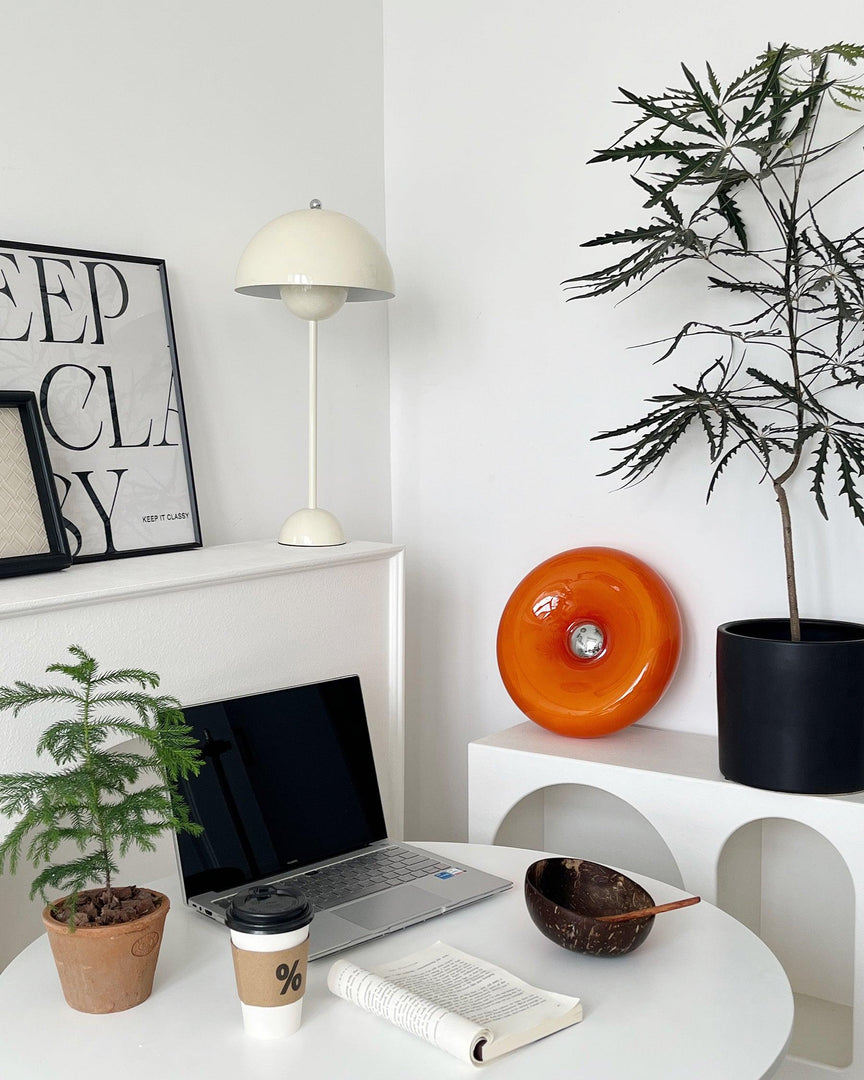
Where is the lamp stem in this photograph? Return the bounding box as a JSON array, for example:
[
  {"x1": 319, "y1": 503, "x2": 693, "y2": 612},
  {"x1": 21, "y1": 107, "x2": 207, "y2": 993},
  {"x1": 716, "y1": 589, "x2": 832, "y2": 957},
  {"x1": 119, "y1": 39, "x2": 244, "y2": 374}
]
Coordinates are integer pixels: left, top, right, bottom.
[
  {"x1": 276, "y1": 314, "x2": 343, "y2": 547},
  {"x1": 307, "y1": 319, "x2": 318, "y2": 510}
]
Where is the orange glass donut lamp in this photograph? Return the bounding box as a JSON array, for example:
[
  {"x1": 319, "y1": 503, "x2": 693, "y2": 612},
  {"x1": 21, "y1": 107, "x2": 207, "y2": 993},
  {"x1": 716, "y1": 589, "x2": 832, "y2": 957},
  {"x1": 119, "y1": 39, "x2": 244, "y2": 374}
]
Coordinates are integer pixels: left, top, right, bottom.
[{"x1": 496, "y1": 547, "x2": 682, "y2": 737}]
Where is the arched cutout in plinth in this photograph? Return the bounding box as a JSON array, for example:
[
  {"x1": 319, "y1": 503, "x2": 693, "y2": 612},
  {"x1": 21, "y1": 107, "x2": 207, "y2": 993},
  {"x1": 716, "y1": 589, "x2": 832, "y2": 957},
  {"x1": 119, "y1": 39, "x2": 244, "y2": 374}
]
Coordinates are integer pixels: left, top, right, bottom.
[
  {"x1": 493, "y1": 782, "x2": 683, "y2": 889},
  {"x1": 718, "y1": 818, "x2": 854, "y2": 1069}
]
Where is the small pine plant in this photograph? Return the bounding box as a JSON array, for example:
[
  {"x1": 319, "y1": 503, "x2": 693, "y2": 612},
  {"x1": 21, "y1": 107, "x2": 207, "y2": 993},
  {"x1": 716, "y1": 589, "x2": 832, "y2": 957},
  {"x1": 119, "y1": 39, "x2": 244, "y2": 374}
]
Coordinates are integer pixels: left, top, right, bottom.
[{"x1": 0, "y1": 646, "x2": 203, "y2": 916}]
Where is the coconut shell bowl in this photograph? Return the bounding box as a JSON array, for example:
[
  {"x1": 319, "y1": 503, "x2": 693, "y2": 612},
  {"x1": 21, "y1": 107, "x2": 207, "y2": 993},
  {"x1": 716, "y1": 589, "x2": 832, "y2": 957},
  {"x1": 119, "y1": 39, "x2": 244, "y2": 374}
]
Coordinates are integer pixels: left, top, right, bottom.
[{"x1": 525, "y1": 857, "x2": 659, "y2": 957}]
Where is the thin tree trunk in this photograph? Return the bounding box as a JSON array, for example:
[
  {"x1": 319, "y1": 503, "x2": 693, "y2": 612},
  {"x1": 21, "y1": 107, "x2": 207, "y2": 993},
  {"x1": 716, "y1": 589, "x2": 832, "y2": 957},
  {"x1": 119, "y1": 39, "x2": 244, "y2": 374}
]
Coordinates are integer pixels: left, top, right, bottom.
[{"x1": 774, "y1": 480, "x2": 801, "y2": 641}]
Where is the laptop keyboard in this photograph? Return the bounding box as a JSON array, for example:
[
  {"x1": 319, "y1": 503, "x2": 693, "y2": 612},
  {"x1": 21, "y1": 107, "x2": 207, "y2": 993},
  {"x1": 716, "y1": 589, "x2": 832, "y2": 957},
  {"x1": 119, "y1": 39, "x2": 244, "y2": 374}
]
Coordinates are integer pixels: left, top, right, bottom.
[{"x1": 277, "y1": 847, "x2": 451, "y2": 912}]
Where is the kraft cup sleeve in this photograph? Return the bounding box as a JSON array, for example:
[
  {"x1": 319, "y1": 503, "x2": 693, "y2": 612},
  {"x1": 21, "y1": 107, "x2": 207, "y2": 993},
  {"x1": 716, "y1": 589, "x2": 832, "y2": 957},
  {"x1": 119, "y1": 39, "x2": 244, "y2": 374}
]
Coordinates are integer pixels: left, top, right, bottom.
[{"x1": 231, "y1": 939, "x2": 309, "y2": 1007}]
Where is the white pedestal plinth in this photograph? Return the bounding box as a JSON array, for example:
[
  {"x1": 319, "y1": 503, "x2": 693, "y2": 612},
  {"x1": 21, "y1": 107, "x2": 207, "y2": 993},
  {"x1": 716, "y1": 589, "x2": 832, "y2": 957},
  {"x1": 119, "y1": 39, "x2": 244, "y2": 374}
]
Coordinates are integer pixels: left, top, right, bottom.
[{"x1": 469, "y1": 722, "x2": 864, "y2": 1078}]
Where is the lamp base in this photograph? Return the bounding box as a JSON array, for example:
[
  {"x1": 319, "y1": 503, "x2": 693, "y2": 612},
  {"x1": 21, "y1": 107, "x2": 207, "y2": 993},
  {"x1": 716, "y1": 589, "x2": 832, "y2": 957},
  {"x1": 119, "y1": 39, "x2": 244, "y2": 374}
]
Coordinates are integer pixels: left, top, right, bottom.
[{"x1": 278, "y1": 507, "x2": 346, "y2": 547}]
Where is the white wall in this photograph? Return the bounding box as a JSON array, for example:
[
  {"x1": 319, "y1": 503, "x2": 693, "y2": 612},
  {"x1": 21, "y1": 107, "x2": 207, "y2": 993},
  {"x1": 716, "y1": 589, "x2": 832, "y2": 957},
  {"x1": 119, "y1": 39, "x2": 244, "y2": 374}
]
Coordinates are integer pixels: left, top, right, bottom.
[
  {"x1": 0, "y1": 0, "x2": 394, "y2": 965},
  {"x1": 1, "y1": 0, "x2": 390, "y2": 548},
  {"x1": 384, "y1": 1, "x2": 864, "y2": 839}
]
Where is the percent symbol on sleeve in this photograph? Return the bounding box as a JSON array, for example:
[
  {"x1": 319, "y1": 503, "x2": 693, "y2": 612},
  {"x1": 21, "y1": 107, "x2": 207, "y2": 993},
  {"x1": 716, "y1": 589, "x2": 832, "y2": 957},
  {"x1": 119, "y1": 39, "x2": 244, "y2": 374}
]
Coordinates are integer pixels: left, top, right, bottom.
[{"x1": 276, "y1": 960, "x2": 303, "y2": 995}]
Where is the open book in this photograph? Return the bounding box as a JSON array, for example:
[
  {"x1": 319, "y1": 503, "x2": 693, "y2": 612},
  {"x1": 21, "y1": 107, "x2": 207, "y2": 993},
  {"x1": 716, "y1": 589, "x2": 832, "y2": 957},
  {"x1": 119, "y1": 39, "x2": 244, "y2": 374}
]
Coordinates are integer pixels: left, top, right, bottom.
[{"x1": 327, "y1": 941, "x2": 582, "y2": 1065}]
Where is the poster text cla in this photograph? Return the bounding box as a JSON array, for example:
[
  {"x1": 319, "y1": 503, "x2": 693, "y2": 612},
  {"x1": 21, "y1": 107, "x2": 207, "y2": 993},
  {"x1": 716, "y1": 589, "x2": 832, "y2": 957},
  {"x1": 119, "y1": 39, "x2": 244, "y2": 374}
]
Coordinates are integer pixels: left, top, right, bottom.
[{"x1": 0, "y1": 243, "x2": 200, "y2": 562}]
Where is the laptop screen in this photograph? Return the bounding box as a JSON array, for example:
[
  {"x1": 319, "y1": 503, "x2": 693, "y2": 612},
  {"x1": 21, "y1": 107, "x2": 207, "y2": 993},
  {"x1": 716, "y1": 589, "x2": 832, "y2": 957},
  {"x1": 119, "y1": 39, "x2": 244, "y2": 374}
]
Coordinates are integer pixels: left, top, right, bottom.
[{"x1": 175, "y1": 675, "x2": 388, "y2": 900}]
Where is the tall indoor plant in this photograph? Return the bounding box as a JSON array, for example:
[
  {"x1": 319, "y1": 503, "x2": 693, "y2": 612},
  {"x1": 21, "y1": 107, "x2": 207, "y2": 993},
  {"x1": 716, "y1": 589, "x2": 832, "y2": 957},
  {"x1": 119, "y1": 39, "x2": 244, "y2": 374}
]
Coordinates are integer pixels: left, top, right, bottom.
[
  {"x1": 0, "y1": 646, "x2": 203, "y2": 1012},
  {"x1": 566, "y1": 44, "x2": 864, "y2": 792}
]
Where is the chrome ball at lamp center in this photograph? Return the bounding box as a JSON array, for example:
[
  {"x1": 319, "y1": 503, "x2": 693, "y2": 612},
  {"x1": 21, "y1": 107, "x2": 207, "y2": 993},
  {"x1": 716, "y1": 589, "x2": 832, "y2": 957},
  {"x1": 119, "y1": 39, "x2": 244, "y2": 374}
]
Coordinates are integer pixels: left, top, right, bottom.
[{"x1": 568, "y1": 622, "x2": 606, "y2": 660}]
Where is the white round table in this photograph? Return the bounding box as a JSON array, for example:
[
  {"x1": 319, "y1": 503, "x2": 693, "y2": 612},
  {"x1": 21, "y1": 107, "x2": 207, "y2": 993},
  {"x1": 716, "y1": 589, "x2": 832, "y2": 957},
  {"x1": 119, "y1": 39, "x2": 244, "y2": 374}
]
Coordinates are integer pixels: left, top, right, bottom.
[{"x1": 0, "y1": 843, "x2": 793, "y2": 1079}]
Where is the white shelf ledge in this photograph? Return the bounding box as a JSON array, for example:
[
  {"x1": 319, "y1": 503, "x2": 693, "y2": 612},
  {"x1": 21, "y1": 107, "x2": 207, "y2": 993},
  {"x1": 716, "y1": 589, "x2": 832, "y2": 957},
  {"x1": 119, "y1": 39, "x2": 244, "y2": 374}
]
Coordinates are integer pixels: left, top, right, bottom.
[
  {"x1": 472, "y1": 721, "x2": 864, "y2": 807},
  {"x1": 0, "y1": 539, "x2": 402, "y2": 619}
]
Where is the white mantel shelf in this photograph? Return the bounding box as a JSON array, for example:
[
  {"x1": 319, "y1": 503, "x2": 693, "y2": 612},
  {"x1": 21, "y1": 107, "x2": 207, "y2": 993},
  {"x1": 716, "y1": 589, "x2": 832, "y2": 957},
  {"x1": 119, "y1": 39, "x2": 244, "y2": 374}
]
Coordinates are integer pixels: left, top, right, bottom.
[
  {"x1": 0, "y1": 538, "x2": 406, "y2": 858},
  {"x1": 0, "y1": 539, "x2": 402, "y2": 619}
]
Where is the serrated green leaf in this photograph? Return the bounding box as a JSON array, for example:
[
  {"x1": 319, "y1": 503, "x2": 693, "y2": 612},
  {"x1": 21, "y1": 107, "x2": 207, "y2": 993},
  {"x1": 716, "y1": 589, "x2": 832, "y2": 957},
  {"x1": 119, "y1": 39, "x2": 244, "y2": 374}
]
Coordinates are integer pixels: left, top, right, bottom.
[
  {"x1": 580, "y1": 224, "x2": 673, "y2": 248},
  {"x1": 715, "y1": 184, "x2": 749, "y2": 250},
  {"x1": 809, "y1": 432, "x2": 831, "y2": 518},
  {"x1": 735, "y1": 44, "x2": 788, "y2": 133},
  {"x1": 834, "y1": 439, "x2": 864, "y2": 524},
  {"x1": 706, "y1": 62, "x2": 722, "y2": 99},
  {"x1": 617, "y1": 85, "x2": 714, "y2": 138},
  {"x1": 680, "y1": 63, "x2": 727, "y2": 136},
  {"x1": 589, "y1": 138, "x2": 719, "y2": 164}
]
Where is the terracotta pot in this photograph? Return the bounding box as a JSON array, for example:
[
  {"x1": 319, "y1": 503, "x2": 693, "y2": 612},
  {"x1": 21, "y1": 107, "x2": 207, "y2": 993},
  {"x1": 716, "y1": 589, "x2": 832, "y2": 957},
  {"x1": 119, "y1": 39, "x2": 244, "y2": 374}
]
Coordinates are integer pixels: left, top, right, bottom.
[{"x1": 42, "y1": 890, "x2": 170, "y2": 1013}]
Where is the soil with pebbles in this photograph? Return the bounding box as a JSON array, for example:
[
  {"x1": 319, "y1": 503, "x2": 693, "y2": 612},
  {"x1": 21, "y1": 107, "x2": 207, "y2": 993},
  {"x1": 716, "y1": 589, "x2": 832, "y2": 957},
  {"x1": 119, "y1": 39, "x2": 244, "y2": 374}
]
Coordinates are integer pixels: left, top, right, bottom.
[{"x1": 50, "y1": 886, "x2": 162, "y2": 927}]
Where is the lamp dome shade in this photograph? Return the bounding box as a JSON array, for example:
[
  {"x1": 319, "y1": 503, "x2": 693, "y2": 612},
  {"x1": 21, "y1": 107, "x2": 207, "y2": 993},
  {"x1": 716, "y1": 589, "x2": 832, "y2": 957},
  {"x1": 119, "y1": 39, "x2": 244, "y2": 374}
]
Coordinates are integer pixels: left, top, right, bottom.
[{"x1": 235, "y1": 206, "x2": 395, "y2": 301}]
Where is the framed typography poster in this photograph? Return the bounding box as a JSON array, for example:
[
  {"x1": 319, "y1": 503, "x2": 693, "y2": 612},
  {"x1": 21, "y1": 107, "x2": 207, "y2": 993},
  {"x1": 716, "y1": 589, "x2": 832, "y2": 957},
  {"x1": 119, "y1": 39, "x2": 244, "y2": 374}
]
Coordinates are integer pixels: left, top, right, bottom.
[{"x1": 0, "y1": 241, "x2": 201, "y2": 562}]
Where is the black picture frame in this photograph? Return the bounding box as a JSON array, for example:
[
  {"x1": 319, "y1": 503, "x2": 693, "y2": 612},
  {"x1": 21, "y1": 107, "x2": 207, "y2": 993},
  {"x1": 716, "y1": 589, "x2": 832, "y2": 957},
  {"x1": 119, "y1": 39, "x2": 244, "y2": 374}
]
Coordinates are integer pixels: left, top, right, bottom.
[
  {"x1": 0, "y1": 240, "x2": 202, "y2": 562},
  {"x1": 0, "y1": 390, "x2": 72, "y2": 577}
]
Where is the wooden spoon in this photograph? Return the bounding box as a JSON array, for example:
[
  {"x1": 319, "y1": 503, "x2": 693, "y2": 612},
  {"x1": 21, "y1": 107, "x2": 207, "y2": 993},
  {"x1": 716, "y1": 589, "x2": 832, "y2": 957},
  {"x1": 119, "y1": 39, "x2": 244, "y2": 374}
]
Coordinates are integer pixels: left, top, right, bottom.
[{"x1": 595, "y1": 895, "x2": 701, "y2": 923}]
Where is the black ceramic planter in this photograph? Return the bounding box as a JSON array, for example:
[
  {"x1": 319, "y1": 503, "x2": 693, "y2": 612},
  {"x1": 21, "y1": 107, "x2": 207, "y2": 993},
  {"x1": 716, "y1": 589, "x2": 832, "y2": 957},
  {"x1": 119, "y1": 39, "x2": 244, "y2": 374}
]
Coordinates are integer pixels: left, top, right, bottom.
[{"x1": 717, "y1": 619, "x2": 864, "y2": 794}]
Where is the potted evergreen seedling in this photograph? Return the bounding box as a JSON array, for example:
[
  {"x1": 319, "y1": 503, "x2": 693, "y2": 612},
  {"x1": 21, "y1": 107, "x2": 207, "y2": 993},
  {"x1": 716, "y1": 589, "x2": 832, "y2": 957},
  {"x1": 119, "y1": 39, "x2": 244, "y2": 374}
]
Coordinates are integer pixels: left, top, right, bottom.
[
  {"x1": 566, "y1": 44, "x2": 864, "y2": 792},
  {"x1": 0, "y1": 646, "x2": 203, "y2": 1012}
]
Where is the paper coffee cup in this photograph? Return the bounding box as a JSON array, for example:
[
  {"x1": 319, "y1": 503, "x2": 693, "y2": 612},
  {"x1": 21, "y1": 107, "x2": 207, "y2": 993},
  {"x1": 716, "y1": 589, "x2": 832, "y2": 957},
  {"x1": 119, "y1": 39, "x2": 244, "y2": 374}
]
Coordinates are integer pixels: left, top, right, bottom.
[{"x1": 226, "y1": 885, "x2": 314, "y2": 1038}]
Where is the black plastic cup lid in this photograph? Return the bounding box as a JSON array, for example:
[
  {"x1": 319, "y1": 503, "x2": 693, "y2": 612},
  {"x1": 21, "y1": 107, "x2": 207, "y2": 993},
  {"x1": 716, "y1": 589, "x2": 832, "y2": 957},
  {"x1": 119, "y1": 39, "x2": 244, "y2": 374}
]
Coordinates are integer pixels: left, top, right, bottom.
[{"x1": 225, "y1": 885, "x2": 313, "y2": 934}]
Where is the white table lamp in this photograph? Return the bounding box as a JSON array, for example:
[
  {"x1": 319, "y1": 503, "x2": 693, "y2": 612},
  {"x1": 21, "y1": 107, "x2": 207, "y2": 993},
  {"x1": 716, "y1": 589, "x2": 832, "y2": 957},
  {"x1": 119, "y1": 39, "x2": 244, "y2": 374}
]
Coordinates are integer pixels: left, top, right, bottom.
[{"x1": 235, "y1": 199, "x2": 394, "y2": 546}]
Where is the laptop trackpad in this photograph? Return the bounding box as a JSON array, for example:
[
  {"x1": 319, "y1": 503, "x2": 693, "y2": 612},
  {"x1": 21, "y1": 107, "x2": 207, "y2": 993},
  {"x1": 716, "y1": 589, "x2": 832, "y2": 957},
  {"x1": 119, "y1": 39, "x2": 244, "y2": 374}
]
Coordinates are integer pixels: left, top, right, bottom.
[
  {"x1": 337, "y1": 885, "x2": 444, "y2": 930},
  {"x1": 309, "y1": 910, "x2": 370, "y2": 956}
]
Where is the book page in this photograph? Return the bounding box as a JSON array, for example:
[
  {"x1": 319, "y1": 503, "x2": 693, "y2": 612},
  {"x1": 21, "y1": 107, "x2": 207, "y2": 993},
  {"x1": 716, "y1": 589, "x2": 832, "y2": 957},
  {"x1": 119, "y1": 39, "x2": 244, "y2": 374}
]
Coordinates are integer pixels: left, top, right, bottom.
[
  {"x1": 328, "y1": 956, "x2": 486, "y2": 1063},
  {"x1": 328, "y1": 942, "x2": 582, "y2": 1064}
]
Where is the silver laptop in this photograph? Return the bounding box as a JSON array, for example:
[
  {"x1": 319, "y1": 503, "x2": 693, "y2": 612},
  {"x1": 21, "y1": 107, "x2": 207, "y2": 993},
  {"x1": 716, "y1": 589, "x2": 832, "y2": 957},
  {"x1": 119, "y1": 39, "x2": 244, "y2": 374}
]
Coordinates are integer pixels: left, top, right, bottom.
[{"x1": 174, "y1": 675, "x2": 511, "y2": 959}]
